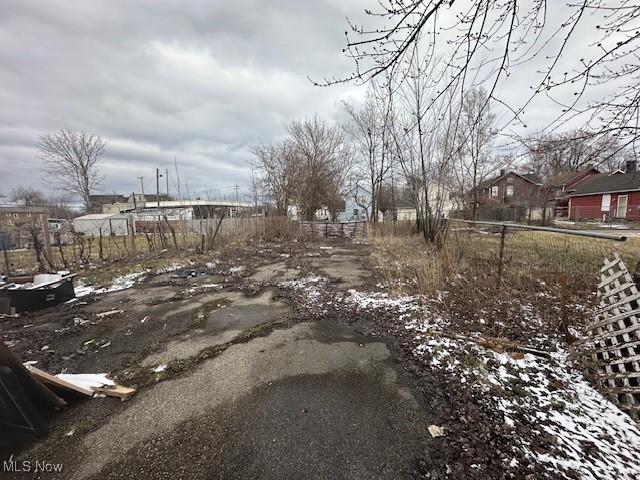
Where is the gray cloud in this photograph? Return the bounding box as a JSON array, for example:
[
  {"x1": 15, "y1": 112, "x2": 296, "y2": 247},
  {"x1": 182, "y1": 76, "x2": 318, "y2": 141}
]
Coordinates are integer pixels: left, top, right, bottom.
[
  {"x1": 1, "y1": 1, "x2": 613, "y2": 203},
  {"x1": 0, "y1": 0, "x2": 368, "y2": 200}
]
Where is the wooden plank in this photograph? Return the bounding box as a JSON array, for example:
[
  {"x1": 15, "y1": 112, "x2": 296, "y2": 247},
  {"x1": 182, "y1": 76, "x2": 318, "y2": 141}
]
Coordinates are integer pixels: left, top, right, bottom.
[
  {"x1": 590, "y1": 308, "x2": 640, "y2": 331},
  {"x1": 25, "y1": 366, "x2": 94, "y2": 397},
  {"x1": 599, "y1": 281, "x2": 638, "y2": 300},
  {"x1": 600, "y1": 256, "x2": 622, "y2": 273},
  {"x1": 598, "y1": 269, "x2": 632, "y2": 289},
  {"x1": 594, "y1": 292, "x2": 640, "y2": 316},
  {"x1": 95, "y1": 384, "x2": 136, "y2": 399}
]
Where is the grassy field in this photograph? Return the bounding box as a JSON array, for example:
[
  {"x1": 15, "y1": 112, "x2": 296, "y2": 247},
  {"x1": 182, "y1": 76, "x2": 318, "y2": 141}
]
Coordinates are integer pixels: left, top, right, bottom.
[{"x1": 369, "y1": 222, "x2": 640, "y2": 296}]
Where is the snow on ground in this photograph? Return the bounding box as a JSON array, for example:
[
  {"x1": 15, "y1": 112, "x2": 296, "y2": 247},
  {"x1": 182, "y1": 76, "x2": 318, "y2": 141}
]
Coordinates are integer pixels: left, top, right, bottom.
[
  {"x1": 410, "y1": 330, "x2": 640, "y2": 479},
  {"x1": 344, "y1": 289, "x2": 422, "y2": 322},
  {"x1": 282, "y1": 279, "x2": 640, "y2": 479},
  {"x1": 75, "y1": 271, "x2": 147, "y2": 297}
]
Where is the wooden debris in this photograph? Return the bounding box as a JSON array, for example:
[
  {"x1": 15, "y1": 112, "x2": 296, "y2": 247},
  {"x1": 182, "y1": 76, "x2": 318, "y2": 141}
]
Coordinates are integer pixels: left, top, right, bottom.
[
  {"x1": 95, "y1": 384, "x2": 136, "y2": 399},
  {"x1": 576, "y1": 253, "x2": 640, "y2": 421},
  {"x1": 96, "y1": 309, "x2": 124, "y2": 318},
  {"x1": 25, "y1": 366, "x2": 93, "y2": 397}
]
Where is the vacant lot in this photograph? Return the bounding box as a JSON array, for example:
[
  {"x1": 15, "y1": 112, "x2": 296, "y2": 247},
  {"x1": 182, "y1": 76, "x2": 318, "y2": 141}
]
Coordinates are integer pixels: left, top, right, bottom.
[{"x1": 2, "y1": 235, "x2": 640, "y2": 479}]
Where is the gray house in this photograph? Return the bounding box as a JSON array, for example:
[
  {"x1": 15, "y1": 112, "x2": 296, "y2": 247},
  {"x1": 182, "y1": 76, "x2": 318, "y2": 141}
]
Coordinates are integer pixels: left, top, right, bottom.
[{"x1": 336, "y1": 184, "x2": 373, "y2": 221}]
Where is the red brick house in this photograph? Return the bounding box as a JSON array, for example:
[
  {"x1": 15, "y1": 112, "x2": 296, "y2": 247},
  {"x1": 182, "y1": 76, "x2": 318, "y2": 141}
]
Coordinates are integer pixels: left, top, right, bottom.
[
  {"x1": 567, "y1": 161, "x2": 640, "y2": 221},
  {"x1": 548, "y1": 166, "x2": 600, "y2": 216}
]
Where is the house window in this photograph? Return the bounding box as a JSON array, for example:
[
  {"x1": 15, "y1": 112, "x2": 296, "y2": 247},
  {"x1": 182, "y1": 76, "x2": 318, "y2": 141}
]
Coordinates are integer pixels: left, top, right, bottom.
[
  {"x1": 353, "y1": 208, "x2": 359, "y2": 217},
  {"x1": 491, "y1": 186, "x2": 499, "y2": 198},
  {"x1": 601, "y1": 194, "x2": 611, "y2": 212},
  {"x1": 13, "y1": 213, "x2": 18, "y2": 219},
  {"x1": 506, "y1": 185, "x2": 514, "y2": 197}
]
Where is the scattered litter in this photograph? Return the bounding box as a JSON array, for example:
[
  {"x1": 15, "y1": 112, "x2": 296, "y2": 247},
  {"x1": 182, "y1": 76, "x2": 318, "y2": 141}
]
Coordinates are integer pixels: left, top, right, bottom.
[
  {"x1": 100, "y1": 342, "x2": 111, "y2": 348},
  {"x1": 73, "y1": 317, "x2": 90, "y2": 326},
  {"x1": 428, "y1": 425, "x2": 446, "y2": 437},
  {"x1": 65, "y1": 429, "x2": 75, "y2": 437},
  {"x1": 40, "y1": 345, "x2": 49, "y2": 351},
  {"x1": 23, "y1": 360, "x2": 38, "y2": 366},
  {"x1": 96, "y1": 309, "x2": 124, "y2": 318},
  {"x1": 319, "y1": 246, "x2": 333, "y2": 250},
  {"x1": 25, "y1": 367, "x2": 136, "y2": 400},
  {"x1": 153, "y1": 364, "x2": 167, "y2": 373},
  {"x1": 140, "y1": 316, "x2": 149, "y2": 324}
]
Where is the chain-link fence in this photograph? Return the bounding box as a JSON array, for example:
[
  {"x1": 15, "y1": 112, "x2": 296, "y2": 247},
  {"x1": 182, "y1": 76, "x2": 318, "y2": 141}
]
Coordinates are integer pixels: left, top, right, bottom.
[{"x1": 443, "y1": 219, "x2": 636, "y2": 332}]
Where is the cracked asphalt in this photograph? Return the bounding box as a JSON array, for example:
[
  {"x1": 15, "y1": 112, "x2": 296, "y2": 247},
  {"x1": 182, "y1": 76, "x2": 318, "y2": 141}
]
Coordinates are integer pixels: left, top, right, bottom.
[{"x1": 7, "y1": 244, "x2": 430, "y2": 479}]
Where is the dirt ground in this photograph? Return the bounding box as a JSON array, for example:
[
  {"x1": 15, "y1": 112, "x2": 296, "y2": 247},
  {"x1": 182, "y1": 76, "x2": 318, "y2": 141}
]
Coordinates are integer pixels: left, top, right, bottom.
[
  {"x1": 1, "y1": 241, "x2": 437, "y2": 479},
  {"x1": 3, "y1": 239, "x2": 638, "y2": 480}
]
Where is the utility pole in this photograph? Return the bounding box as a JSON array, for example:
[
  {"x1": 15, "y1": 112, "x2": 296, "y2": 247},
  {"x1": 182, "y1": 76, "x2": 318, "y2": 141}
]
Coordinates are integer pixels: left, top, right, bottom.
[
  {"x1": 234, "y1": 184, "x2": 240, "y2": 218},
  {"x1": 165, "y1": 168, "x2": 169, "y2": 198},
  {"x1": 137, "y1": 176, "x2": 145, "y2": 196},
  {"x1": 156, "y1": 168, "x2": 161, "y2": 210}
]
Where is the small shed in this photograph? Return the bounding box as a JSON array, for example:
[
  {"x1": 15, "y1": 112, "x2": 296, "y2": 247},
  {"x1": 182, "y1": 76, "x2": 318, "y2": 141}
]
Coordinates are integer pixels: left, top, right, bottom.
[{"x1": 72, "y1": 213, "x2": 131, "y2": 237}]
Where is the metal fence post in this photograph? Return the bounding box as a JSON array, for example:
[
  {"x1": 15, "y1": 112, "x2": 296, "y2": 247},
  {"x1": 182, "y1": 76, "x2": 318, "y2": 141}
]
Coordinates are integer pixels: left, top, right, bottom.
[{"x1": 497, "y1": 224, "x2": 507, "y2": 284}]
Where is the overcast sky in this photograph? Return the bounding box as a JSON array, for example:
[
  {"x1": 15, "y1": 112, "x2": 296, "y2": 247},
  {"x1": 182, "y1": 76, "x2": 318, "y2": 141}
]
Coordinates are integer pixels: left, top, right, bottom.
[
  {"x1": 0, "y1": 0, "x2": 369, "y2": 201},
  {"x1": 0, "y1": 1, "x2": 616, "y2": 203}
]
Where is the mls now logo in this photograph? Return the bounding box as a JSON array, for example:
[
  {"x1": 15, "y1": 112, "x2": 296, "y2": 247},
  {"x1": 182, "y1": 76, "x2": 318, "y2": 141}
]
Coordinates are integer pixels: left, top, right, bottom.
[{"x1": 3, "y1": 455, "x2": 64, "y2": 473}]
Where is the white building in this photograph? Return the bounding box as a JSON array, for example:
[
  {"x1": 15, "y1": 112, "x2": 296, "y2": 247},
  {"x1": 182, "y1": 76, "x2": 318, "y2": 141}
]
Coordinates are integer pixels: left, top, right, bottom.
[{"x1": 73, "y1": 213, "x2": 131, "y2": 237}]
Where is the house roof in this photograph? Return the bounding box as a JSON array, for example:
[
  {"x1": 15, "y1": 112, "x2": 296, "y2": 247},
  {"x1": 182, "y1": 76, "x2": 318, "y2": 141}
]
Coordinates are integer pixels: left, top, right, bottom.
[
  {"x1": 549, "y1": 167, "x2": 599, "y2": 187},
  {"x1": 0, "y1": 206, "x2": 49, "y2": 213},
  {"x1": 476, "y1": 171, "x2": 542, "y2": 190},
  {"x1": 568, "y1": 172, "x2": 640, "y2": 196},
  {"x1": 74, "y1": 213, "x2": 128, "y2": 220}
]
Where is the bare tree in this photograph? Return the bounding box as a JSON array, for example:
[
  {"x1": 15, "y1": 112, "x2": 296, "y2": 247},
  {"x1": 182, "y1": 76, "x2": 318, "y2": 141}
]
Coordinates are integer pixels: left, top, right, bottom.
[
  {"x1": 288, "y1": 117, "x2": 351, "y2": 221},
  {"x1": 325, "y1": 2, "x2": 640, "y2": 152},
  {"x1": 47, "y1": 194, "x2": 75, "y2": 219},
  {"x1": 38, "y1": 129, "x2": 105, "y2": 212},
  {"x1": 11, "y1": 187, "x2": 46, "y2": 207},
  {"x1": 455, "y1": 87, "x2": 498, "y2": 219},
  {"x1": 343, "y1": 80, "x2": 396, "y2": 223},
  {"x1": 252, "y1": 141, "x2": 300, "y2": 216},
  {"x1": 524, "y1": 130, "x2": 627, "y2": 179}
]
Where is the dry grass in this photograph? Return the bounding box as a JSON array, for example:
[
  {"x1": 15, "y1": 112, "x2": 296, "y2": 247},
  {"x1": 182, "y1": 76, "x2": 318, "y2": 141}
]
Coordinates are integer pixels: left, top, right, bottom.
[
  {"x1": 369, "y1": 225, "x2": 640, "y2": 297},
  {"x1": 4, "y1": 216, "x2": 295, "y2": 274}
]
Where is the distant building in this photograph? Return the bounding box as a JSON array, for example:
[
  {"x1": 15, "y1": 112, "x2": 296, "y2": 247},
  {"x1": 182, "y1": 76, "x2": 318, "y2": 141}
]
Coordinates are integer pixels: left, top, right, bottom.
[
  {"x1": 567, "y1": 160, "x2": 640, "y2": 221},
  {"x1": 73, "y1": 213, "x2": 131, "y2": 237},
  {"x1": 473, "y1": 170, "x2": 546, "y2": 207},
  {"x1": 548, "y1": 166, "x2": 600, "y2": 216},
  {"x1": 0, "y1": 206, "x2": 49, "y2": 226},
  {"x1": 336, "y1": 184, "x2": 373, "y2": 221}
]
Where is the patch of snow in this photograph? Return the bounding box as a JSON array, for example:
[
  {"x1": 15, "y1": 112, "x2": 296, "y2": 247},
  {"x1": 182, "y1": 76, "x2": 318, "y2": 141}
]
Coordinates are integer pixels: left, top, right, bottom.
[
  {"x1": 75, "y1": 271, "x2": 147, "y2": 297},
  {"x1": 413, "y1": 333, "x2": 640, "y2": 479}
]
